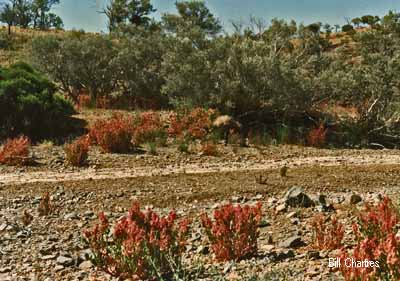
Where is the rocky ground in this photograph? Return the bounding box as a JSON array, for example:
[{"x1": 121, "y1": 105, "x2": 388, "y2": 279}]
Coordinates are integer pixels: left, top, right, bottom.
[{"x1": 1, "y1": 144, "x2": 400, "y2": 280}]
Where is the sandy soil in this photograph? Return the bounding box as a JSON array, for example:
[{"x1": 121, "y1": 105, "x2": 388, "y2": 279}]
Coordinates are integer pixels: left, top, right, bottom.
[{"x1": 1, "y1": 147, "x2": 400, "y2": 186}]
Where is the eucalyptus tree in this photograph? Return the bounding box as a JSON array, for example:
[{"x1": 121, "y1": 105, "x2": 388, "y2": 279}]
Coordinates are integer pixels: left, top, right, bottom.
[
  {"x1": 104, "y1": 0, "x2": 155, "y2": 32},
  {"x1": 162, "y1": 0, "x2": 222, "y2": 36}
]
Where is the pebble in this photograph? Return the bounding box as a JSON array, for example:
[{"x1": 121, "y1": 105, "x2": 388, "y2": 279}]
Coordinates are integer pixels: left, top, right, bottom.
[
  {"x1": 276, "y1": 204, "x2": 287, "y2": 213},
  {"x1": 78, "y1": 261, "x2": 92, "y2": 270},
  {"x1": 56, "y1": 256, "x2": 74, "y2": 267},
  {"x1": 274, "y1": 249, "x2": 295, "y2": 261},
  {"x1": 196, "y1": 245, "x2": 209, "y2": 255},
  {"x1": 41, "y1": 255, "x2": 57, "y2": 260},
  {"x1": 285, "y1": 186, "x2": 315, "y2": 208},
  {"x1": 350, "y1": 194, "x2": 362, "y2": 205},
  {"x1": 0, "y1": 267, "x2": 11, "y2": 273},
  {"x1": 279, "y1": 236, "x2": 307, "y2": 249},
  {"x1": 64, "y1": 212, "x2": 79, "y2": 220}
]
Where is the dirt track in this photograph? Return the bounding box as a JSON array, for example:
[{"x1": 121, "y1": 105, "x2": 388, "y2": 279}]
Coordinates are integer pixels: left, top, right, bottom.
[{"x1": 1, "y1": 153, "x2": 399, "y2": 186}]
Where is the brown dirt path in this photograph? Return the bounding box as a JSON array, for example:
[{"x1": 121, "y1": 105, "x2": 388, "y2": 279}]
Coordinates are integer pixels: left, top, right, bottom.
[{"x1": 1, "y1": 153, "x2": 399, "y2": 186}]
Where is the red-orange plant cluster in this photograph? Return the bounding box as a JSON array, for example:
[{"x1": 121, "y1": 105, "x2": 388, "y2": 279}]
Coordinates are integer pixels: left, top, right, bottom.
[
  {"x1": 77, "y1": 94, "x2": 91, "y2": 109},
  {"x1": 201, "y1": 202, "x2": 263, "y2": 261},
  {"x1": 168, "y1": 108, "x2": 216, "y2": 141},
  {"x1": 64, "y1": 136, "x2": 90, "y2": 167},
  {"x1": 339, "y1": 197, "x2": 400, "y2": 281},
  {"x1": 307, "y1": 124, "x2": 327, "y2": 147},
  {"x1": 200, "y1": 142, "x2": 219, "y2": 156},
  {"x1": 96, "y1": 96, "x2": 112, "y2": 109},
  {"x1": 312, "y1": 214, "x2": 344, "y2": 250},
  {"x1": 89, "y1": 113, "x2": 135, "y2": 153},
  {"x1": 132, "y1": 111, "x2": 166, "y2": 146},
  {"x1": 0, "y1": 136, "x2": 31, "y2": 166},
  {"x1": 83, "y1": 201, "x2": 190, "y2": 280},
  {"x1": 38, "y1": 192, "x2": 55, "y2": 216}
]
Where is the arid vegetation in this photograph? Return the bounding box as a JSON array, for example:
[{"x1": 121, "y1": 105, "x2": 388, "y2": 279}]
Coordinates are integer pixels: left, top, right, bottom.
[
  {"x1": 18, "y1": 7, "x2": 400, "y2": 148},
  {"x1": 2, "y1": 0, "x2": 400, "y2": 280}
]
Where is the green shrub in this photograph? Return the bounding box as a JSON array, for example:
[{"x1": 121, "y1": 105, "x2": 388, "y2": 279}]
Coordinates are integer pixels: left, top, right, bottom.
[
  {"x1": 113, "y1": 27, "x2": 168, "y2": 109},
  {"x1": 31, "y1": 35, "x2": 118, "y2": 103},
  {"x1": 145, "y1": 142, "x2": 158, "y2": 155},
  {"x1": 0, "y1": 62, "x2": 75, "y2": 141},
  {"x1": 31, "y1": 31, "x2": 167, "y2": 109},
  {"x1": 275, "y1": 124, "x2": 290, "y2": 145},
  {"x1": 342, "y1": 24, "x2": 355, "y2": 33},
  {"x1": 249, "y1": 129, "x2": 272, "y2": 146},
  {"x1": 177, "y1": 140, "x2": 189, "y2": 153}
]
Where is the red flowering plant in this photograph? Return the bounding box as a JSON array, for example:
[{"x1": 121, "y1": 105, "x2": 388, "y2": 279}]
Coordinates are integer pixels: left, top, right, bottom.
[
  {"x1": 307, "y1": 124, "x2": 328, "y2": 147},
  {"x1": 89, "y1": 113, "x2": 135, "y2": 153},
  {"x1": 132, "y1": 111, "x2": 167, "y2": 147},
  {"x1": 64, "y1": 135, "x2": 90, "y2": 167},
  {"x1": 83, "y1": 201, "x2": 191, "y2": 280},
  {"x1": 77, "y1": 94, "x2": 91, "y2": 110},
  {"x1": 201, "y1": 202, "x2": 263, "y2": 262},
  {"x1": 38, "y1": 192, "x2": 55, "y2": 216},
  {"x1": 168, "y1": 108, "x2": 217, "y2": 142},
  {"x1": 339, "y1": 197, "x2": 400, "y2": 281},
  {"x1": 0, "y1": 135, "x2": 31, "y2": 166},
  {"x1": 311, "y1": 214, "x2": 344, "y2": 250},
  {"x1": 200, "y1": 142, "x2": 219, "y2": 156}
]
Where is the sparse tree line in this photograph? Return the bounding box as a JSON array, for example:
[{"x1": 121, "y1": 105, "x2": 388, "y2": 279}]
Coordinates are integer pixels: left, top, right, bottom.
[{"x1": 0, "y1": 0, "x2": 63, "y2": 34}]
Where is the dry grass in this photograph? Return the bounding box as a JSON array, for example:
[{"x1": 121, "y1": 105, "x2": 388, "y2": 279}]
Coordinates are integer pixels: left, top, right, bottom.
[{"x1": 37, "y1": 140, "x2": 54, "y2": 150}]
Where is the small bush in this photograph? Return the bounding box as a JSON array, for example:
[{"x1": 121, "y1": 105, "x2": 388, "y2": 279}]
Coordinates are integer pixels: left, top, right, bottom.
[
  {"x1": 96, "y1": 96, "x2": 112, "y2": 109},
  {"x1": 339, "y1": 197, "x2": 400, "y2": 280},
  {"x1": 38, "y1": 140, "x2": 54, "y2": 150},
  {"x1": 311, "y1": 214, "x2": 344, "y2": 250},
  {"x1": 38, "y1": 192, "x2": 54, "y2": 216},
  {"x1": 168, "y1": 113, "x2": 186, "y2": 139},
  {"x1": 0, "y1": 136, "x2": 31, "y2": 166},
  {"x1": 275, "y1": 124, "x2": 290, "y2": 145},
  {"x1": 307, "y1": 124, "x2": 327, "y2": 147},
  {"x1": 280, "y1": 165, "x2": 288, "y2": 177},
  {"x1": 177, "y1": 141, "x2": 189, "y2": 153},
  {"x1": 169, "y1": 108, "x2": 217, "y2": 142},
  {"x1": 64, "y1": 136, "x2": 90, "y2": 167},
  {"x1": 0, "y1": 62, "x2": 75, "y2": 141},
  {"x1": 200, "y1": 142, "x2": 218, "y2": 156},
  {"x1": 249, "y1": 129, "x2": 272, "y2": 146},
  {"x1": 342, "y1": 24, "x2": 355, "y2": 33},
  {"x1": 132, "y1": 111, "x2": 167, "y2": 146},
  {"x1": 83, "y1": 201, "x2": 191, "y2": 280},
  {"x1": 145, "y1": 142, "x2": 158, "y2": 155},
  {"x1": 22, "y1": 210, "x2": 33, "y2": 226},
  {"x1": 77, "y1": 94, "x2": 91, "y2": 109},
  {"x1": 201, "y1": 202, "x2": 263, "y2": 261},
  {"x1": 336, "y1": 119, "x2": 370, "y2": 148},
  {"x1": 89, "y1": 113, "x2": 135, "y2": 153}
]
